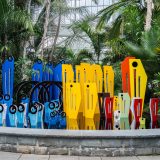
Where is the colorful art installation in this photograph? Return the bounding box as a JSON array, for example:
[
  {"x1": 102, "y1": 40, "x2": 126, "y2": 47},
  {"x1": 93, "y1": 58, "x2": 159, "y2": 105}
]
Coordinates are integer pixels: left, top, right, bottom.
[
  {"x1": 66, "y1": 83, "x2": 81, "y2": 129},
  {"x1": 114, "y1": 110, "x2": 120, "y2": 130},
  {"x1": 103, "y1": 66, "x2": 114, "y2": 97},
  {"x1": 98, "y1": 93, "x2": 110, "y2": 130},
  {"x1": 2, "y1": 56, "x2": 14, "y2": 98},
  {"x1": 121, "y1": 57, "x2": 148, "y2": 129},
  {"x1": 130, "y1": 98, "x2": 143, "y2": 129},
  {"x1": 149, "y1": 98, "x2": 159, "y2": 129},
  {"x1": 104, "y1": 97, "x2": 113, "y2": 130},
  {"x1": 0, "y1": 49, "x2": 159, "y2": 130},
  {"x1": 118, "y1": 93, "x2": 130, "y2": 130}
]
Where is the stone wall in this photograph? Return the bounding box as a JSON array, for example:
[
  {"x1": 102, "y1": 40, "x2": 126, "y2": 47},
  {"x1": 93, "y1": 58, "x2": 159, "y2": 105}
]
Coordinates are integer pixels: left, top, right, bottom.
[{"x1": 0, "y1": 127, "x2": 160, "y2": 156}]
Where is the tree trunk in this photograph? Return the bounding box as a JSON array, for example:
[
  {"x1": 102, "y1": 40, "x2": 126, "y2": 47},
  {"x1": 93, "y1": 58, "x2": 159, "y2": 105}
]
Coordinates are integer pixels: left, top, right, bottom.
[
  {"x1": 21, "y1": 0, "x2": 32, "y2": 58},
  {"x1": 25, "y1": 0, "x2": 31, "y2": 14},
  {"x1": 39, "y1": 0, "x2": 51, "y2": 59},
  {"x1": 50, "y1": 13, "x2": 62, "y2": 61},
  {"x1": 145, "y1": 0, "x2": 153, "y2": 31}
]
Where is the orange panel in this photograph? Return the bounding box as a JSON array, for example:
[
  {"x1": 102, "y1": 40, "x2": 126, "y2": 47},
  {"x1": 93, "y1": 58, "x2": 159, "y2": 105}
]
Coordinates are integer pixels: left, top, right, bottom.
[{"x1": 121, "y1": 57, "x2": 135, "y2": 96}]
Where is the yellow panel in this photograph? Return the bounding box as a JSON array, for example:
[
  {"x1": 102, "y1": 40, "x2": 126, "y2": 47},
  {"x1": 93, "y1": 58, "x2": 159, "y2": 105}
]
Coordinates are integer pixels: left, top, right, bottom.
[
  {"x1": 139, "y1": 118, "x2": 146, "y2": 129},
  {"x1": 67, "y1": 118, "x2": 79, "y2": 130},
  {"x1": 113, "y1": 96, "x2": 119, "y2": 111},
  {"x1": 66, "y1": 83, "x2": 81, "y2": 119},
  {"x1": 91, "y1": 64, "x2": 102, "y2": 119},
  {"x1": 75, "y1": 65, "x2": 82, "y2": 113},
  {"x1": 75, "y1": 65, "x2": 84, "y2": 129},
  {"x1": 75, "y1": 65, "x2": 81, "y2": 83},
  {"x1": 80, "y1": 63, "x2": 92, "y2": 83},
  {"x1": 75, "y1": 63, "x2": 92, "y2": 129},
  {"x1": 62, "y1": 64, "x2": 74, "y2": 114},
  {"x1": 103, "y1": 66, "x2": 114, "y2": 97},
  {"x1": 91, "y1": 64, "x2": 103, "y2": 92},
  {"x1": 129, "y1": 59, "x2": 147, "y2": 114},
  {"x1": 94, "y1": 113, "x2": 100, "y2": 130},
  {"x1": 84, "y1": 83, "x2": 98, "y2": 119},
  {"x1": 84, "y1": 118, "x2": 96, "y2": 130}
]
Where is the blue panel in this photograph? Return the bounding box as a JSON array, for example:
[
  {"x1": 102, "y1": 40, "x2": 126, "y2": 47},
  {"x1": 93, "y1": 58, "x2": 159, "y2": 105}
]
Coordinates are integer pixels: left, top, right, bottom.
[
  {"x1": 8, "y1": 104, "x2": 17, "y2": 127},
  {"x1": 3, "y1": 95, "x2": 13, "y2": 127},
  {"x1": 36, "y1": 103, "x2": 44, "y2": 128},
  {"x1": 44, "y1": 99, "x2": 60, "y2": 127},
  {"x1": 52, "y1": 61, "x2": 65, "y2": 99},
  {"x1": 48, "y1": 111, "x2": 59, "y2": 129},
  {"x1": 43, "y1": 63, "x2": 54, "y2": 81},
  {"x1": 28, "y1": 102, "x2": 44, "y2": 128},
  {"x1": 28, "y1": 103, "x2": 37, "y2": 128},
  {"x1": 32, "y1": 60, "x2": 43, "y2": 101},
  {"x1": 2, "y1": 56, "x2": 14, "y2": 98},
  {"x1": 43, "y1": 63, "x2": 54, "y2": 100},
  {"x1": 44, "y1": 99, "x2": 66, "y2": 129},
  {"x1": 59, "y1": 112, "x2": 66, "y2": 129},
  {"x1": 0, "y1": 96, "x2": 7, "y2": 127},
  {"x1": 17, "y1": 98, "x2": 29, "y2": 128}
]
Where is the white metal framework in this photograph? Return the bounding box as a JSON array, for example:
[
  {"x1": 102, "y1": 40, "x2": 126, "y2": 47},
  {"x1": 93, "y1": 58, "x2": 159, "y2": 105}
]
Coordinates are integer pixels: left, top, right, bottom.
[
  {"x1": 31, "y1": 0, "x2": 118, "y2": 51},
  {"x1": 62, "y1": 0, "x2": 116, "y2": 24}
]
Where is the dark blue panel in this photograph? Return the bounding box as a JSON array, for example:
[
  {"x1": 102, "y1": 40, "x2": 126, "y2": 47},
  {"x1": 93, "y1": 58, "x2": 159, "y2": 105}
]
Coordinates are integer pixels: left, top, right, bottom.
[
  {"x1": 32, "y1": 60, "x2": 43, "y2": 101},
  {"x1": 2, "y1": 56, "x2": 14, "y2": 98},
  {"x1": 52, "y1": 61, "x2": 65, "y2": 99},
  {"x1": 43, "y1": 63, "x2": 54, "y2": 100}
]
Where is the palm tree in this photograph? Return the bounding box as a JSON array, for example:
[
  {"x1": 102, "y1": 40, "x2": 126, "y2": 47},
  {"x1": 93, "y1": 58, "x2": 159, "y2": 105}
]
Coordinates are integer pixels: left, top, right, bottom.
[
  {"x1": 35, "y1": 0, "x2": 98, "y2": 61},
  {"x1": 145, "y1": 0, "x2": 153, "y2": 31},
  {"x1": 65, "y1": 16, "x2": 107, "y2": 64},
  {"x1": 50, "y1": 47, "x2": 93, "y2": 66}
]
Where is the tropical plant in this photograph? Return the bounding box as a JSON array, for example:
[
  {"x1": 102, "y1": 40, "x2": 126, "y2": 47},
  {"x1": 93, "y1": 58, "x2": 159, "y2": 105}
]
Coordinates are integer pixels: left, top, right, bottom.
[
  {"x1": 34, "y1": 0, "x2": 90, "y2": 61},
  {"x1": 96, "y1": 0, "x2": 160, "y2": 38},
  {"x1": 0, "y1": 0, "x2": 33, "y2": 57},
  {"x1": 96, "y1": 0, "x2": 145, "y2": 30},
  {"x1": 65, "y1": 16, "x2": 108, "y2": 64},
  {"x1": 152, "y1": 72, "x2": 160, "y2": 96},
  {"x1": 126, "y1": 28, "x2": 160, "y2": 59}
]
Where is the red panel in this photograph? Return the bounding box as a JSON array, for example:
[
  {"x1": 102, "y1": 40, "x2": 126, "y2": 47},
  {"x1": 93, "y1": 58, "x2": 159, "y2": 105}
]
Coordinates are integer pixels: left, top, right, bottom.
[
  {"x1": 150, "y1": 98, "x2": 159, "y2": 128},
  {"x1": 105, "y1": 97, "x2": 113, "y2": 119},
  {"x1": 104, "y1": 97, "x2": 113, "y2": 130},
  {"x1": 105, "y1": 118, "x2": 113, "y2": 130},
  {"x1": 133, "y1": 99, "x2": 142, "y2": 129}
]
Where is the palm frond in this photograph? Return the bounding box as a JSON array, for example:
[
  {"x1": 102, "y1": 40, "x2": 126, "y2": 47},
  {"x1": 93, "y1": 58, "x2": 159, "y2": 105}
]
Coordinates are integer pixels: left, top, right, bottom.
[
  {"x1": 96, "y1": 0, "x2": 136, "y2": 30},
  {"x1": 125, "y1": 28, "x2": 160, "y2": 59},
  {"x1": 108, "y1": 15, "x2": 123, "y2": 40}
]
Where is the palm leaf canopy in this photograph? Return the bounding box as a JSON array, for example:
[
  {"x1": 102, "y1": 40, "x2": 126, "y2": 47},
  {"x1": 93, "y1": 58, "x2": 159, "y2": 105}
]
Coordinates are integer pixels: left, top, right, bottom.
[
  {"x1": 0, "y1": 0, "x2": 33, "y2": 43},
  {"x1": 125, "y1": 28, "x2": 160, "y2": 59}
]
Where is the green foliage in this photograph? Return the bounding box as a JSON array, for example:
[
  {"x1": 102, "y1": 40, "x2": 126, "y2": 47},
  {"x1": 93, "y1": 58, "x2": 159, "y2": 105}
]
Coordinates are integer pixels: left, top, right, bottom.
[
  {"x1": 48, "y1": 47, "x2": 93, "y2": 66},
  {"x1": 66, "y1": 15, "x2": 108, "y2": 64},
  {"x1": 152, "y1": 72, "x2": 160, "y2": 96},
  {"x1": 125, "y1": 28, "x2": 160, "y2": 59},
  {"x1": 113, "y1": 62, "x2": 122, "y2": 95},
  {"x1": 0, "y1": 0, "x2": 33, "y2": 59}
]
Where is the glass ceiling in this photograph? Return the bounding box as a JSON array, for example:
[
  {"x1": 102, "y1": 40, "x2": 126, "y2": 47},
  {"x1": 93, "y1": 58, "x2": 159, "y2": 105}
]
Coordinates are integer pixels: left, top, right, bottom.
[
  {"x1": 63, "y1": 0, "x2": 116, "y2": 24},
  {"x1": 32, "y1": 0, "x2": 118, "y2": 51}
]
